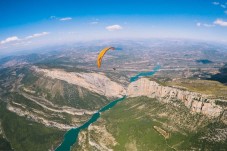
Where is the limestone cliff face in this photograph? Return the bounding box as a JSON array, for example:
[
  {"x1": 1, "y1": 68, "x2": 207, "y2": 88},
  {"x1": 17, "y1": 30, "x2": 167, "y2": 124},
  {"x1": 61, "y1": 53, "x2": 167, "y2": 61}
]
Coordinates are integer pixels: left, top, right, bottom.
[
  {"x1": 34, "y1": 67, "x2": 126, "y2": 98},
  {"x1": 127, "y1": 78, "x2": 225, "y2": 118},
  {"x1": 34, "y1": 66, "x2": 226, "y2": 121}
]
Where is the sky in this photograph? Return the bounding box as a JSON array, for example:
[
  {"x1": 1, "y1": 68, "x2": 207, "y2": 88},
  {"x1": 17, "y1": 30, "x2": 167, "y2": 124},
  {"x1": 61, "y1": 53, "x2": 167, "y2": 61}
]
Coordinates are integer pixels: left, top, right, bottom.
[{"x1": 0, "y1": 0, "x2": 227, "y2": 54}]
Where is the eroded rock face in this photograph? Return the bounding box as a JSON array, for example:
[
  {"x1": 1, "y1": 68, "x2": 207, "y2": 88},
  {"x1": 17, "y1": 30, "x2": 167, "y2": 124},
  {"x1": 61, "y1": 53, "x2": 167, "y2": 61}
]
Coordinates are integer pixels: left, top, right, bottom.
[
  {"x1": 34, "y1": 67, "x2": 126, "y2": 98},
  {"x1": 127, "y1": 78, "x2": 224, "y2": 118}
]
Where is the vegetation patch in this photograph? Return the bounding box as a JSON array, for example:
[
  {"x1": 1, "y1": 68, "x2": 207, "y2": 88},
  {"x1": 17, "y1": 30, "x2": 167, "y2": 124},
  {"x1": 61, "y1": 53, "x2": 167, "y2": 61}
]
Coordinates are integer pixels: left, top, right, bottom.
[
  {"x1": 166, "y1": 79, "x2": 227, "y2": 99},
  {"x1": 74, "y1": 97, "x2": 226, "y2": 151},
  {"x1": 0, "y1": 101, "x2": 65, "y2": 151}
]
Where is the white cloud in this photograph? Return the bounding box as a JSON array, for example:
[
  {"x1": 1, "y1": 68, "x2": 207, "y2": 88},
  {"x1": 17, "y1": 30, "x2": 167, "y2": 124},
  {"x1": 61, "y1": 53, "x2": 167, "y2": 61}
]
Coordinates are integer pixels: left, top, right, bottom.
[
  {"x1": 0, "y1": 36, "x2": 19, "y2": 44},
  {"x1": 196, "y1": 22, "x2": 201, "y2": 27},
  {"x1": 106, "y1": 25, "x2": 123, "y2": 31},
  {"x1": 212, "y1": 2, "x2": 226, "y2": 8},
  {"x1": 196, "y1": 22, "x2": 215, "y2": 27},
  {"x1": 203, "y1": 23, "x2": 215, "y2": 27},
  {"x1": 220, "y1": 4, "x2": 226, "y2": 8},
  {"x1": 90, "y1": 21, "x2": 99, "y2": 24},
  {"x1": 0, "y1": 32, "x2": 50, "y2": 46},
  {"x1": 59, "y1": 17, "x2": 72, "y2": 21},
  {"x1": 214, "y1": 19, "x2": 227, "y2": 26},
  {"x1": 25, "y1": 32, "x2": 49, "y2": 39},
  {"x1": 212, "y1": 2, "x2": 220, "y2": 5},
  {"x1": 50, "y1": 16, "x2": 73, "y2": 21}
]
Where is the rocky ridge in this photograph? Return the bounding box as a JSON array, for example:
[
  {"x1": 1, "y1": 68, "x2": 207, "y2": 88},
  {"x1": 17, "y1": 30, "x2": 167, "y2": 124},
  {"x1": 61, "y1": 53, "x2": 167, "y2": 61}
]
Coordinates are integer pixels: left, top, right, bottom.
[
  {"x1": 7, "y1": 66, "x2": 227, "y2": 131},
  {"x1": 127, "y1": 78, "x2": 226, "y2": 121},
  {"x1": 33, "y1": 66, "x2": 226, "y2": 121},
  {"x1": 34, "y1": 66, "x2": 126, "y2": 98}
]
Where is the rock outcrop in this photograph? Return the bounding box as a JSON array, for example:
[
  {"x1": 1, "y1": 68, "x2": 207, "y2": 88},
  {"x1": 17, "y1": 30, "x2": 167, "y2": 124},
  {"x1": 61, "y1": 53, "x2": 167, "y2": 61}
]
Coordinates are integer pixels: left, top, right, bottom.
[
  {"x1": 127, "y1": 78, "x2": 225, "y2": 118},
  {"x1": 34, "y1": 67, "x2": 126, "y2": 98}
]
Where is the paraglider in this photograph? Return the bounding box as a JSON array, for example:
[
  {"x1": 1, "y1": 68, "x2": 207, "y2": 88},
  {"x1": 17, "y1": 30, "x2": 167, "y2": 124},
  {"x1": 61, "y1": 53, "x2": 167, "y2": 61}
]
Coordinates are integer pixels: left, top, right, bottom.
[{"x1": 97, "y1": 47, "x2": 115, "y2": 68}]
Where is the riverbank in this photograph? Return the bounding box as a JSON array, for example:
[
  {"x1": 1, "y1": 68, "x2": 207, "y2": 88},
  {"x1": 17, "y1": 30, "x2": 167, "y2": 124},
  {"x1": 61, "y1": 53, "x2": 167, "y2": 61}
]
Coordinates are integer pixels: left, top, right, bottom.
[
  {"x1": 55, "y1": 65, "x2": 160, "y2": 151},
  {"x1": 55, "y1": 96, "x2": 126, "y2": 151}
]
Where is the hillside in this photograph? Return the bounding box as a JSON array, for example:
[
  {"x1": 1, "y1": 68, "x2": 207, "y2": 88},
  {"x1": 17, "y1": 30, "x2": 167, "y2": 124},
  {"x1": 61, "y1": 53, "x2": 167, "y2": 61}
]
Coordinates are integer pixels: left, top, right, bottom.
[
  {"x1": 0, "y1": 65, "x2": 126, "y2": 150},
  {"x1": 74, "y1": 78, "x2": 227, "y2": 151}
]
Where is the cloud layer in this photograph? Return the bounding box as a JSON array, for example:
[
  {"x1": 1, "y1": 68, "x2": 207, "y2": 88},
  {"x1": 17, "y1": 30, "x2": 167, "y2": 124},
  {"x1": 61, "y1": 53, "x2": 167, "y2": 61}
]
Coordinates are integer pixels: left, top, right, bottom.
[
  {"x1": 212, "y1": 2, "x2": 220, "y2": 5},
  {"x1": 90, "y1": 21, "x2": 99, "y2": 25},
  {"x1": 106, "y1": 25, "x2": 123, "y2": 31},
  {"x1": 59, "y1": 17, "x2": 72, "y2": 21},
  {"x1": 214, "y1": 19, "x2": 227, "y2": 26},
  {"x1": 212, "y1": 1, "x2": 226, "y2": 8},
  {"x1": 0, "y1": 32, "x2": 50, "y2": 45},
  {"x1": 196, "y1": 22, "x2": 215, "y2": 27},
  {"x1": 25, "y1": 32, "x2": 49, "y2": 39},
  {"x1": 0, "y1": 36, "x2": 19, "y2": 44}
]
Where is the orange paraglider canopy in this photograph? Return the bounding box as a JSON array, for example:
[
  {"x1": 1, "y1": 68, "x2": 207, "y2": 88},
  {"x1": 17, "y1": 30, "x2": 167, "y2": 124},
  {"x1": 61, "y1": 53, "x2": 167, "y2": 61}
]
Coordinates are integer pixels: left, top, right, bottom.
[{"x1": 97, "y1": 47, "x2": 115, "y2": 68}]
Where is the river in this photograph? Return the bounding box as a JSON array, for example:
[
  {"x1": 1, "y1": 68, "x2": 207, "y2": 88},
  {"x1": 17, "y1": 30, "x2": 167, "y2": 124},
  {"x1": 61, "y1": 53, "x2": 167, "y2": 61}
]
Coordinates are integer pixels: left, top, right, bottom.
[
  {"x1": 130, "y1": 65, "x2": 161, "y2": 82},
  {"x1": 55, "y1": 65, "x2": 160, "y2": 151}
]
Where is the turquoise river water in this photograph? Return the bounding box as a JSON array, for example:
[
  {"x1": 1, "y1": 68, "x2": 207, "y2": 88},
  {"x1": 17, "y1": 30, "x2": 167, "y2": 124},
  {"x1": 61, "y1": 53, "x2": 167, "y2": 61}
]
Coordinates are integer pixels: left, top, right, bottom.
[{"x1": 55, "y1": 65, "x2": 160, "y2": 151}]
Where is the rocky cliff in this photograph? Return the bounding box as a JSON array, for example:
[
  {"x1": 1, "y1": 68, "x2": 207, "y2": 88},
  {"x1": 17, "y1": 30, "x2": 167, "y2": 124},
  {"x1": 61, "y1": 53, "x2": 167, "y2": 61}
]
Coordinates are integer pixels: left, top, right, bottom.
[
  {"x1": 127, "y1": 78, "x2": 226, "y2": 120},
  {"x1": 34, "y1": 66, "x2": 126, "y2": 98}
]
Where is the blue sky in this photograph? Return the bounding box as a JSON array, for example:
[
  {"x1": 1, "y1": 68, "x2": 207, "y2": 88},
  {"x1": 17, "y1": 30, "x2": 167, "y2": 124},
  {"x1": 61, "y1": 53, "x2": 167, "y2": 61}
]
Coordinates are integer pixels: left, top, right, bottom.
[{"x1": 0, "y1": 0, "x2": 227, "y2": 54}]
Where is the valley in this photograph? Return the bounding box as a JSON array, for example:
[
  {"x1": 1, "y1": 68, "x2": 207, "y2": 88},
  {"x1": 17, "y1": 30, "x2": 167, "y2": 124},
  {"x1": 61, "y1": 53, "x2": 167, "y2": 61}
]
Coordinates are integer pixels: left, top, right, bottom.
[{"x1": 0, "y1": 39, "x2": 227, "y2": 151}]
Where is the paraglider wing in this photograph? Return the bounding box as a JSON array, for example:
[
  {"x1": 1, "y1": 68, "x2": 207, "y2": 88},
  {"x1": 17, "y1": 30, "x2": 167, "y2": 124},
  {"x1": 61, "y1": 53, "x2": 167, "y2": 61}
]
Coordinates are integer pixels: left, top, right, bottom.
[{"x1": 97, "y1": 47, "x2": 115, "y2": 68}]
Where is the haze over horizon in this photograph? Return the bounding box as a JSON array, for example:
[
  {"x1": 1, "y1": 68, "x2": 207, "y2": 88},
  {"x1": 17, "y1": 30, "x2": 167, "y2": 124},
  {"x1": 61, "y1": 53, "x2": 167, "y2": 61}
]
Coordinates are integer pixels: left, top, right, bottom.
[{"x1": 1, "y1": 0, "x2": 227, "y2": 55}]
